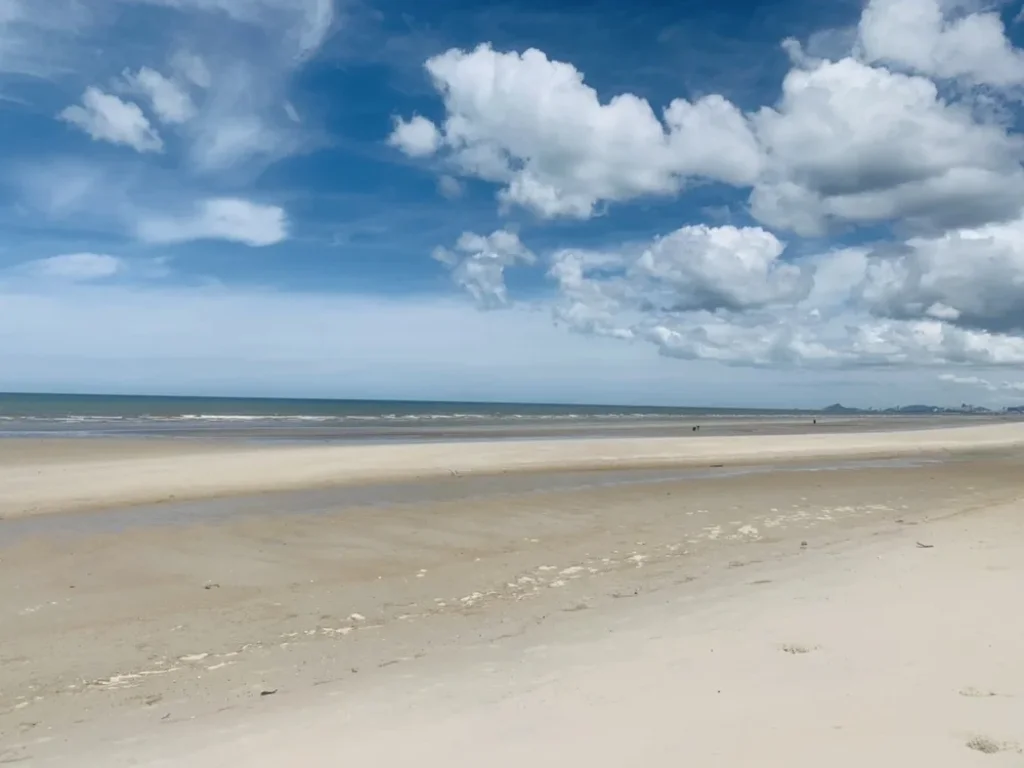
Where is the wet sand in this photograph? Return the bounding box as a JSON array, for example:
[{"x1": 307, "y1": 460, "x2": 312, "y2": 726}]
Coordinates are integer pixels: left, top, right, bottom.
[
  {"x1": 2, "y1": 440, "x2": 1023, "y2": 765},
  {"x1": 2, "y1": 421, "x2": 1023, "y2": 517}
]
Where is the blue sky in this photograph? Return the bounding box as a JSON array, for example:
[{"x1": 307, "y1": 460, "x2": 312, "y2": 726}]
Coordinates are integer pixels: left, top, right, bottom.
[{"x1": 3, "y1": 0, "x2": 1024, "y2": 408}]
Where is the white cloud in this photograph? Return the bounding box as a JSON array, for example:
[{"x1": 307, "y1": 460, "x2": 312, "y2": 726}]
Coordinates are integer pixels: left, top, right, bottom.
[
  {"x1": 59, "y1": 87, "x2": 164, "y2": 153},
  {"x1": 125, "y1": 66, "x2": 196, "y2": 124},
  {"x1": 860, "y1": 216, "x2": 1024, "y2": 334},
  {"x1": 14, "y1": 253, "x2": 124, "y2": 282},
  {"x1": 388, "y1": 115, "x2": 441, "y2": 157},
  {"x1": 858, "y1": 0, "x2": 1024, "y2": 87},
  {"x1": 437, "y1": 174, "x2": 463, "y2": 199},
  {"x1": 16, "y1": 0, "x2": 334, "y2": 173},
  {"x1": 750, "y1": 54, "x2": 1024, "y2": 236},
  {"x1": 939, "y1": 373, "x2": 1024, "y2": 393},
  {"x1": 135, "y1": 1, "x2": 335, "y2": 172},
  {"x1": 548, "y1": 225, "x2": 810, "y2": 343},
  {"x1": 628, "y1": 225, "x2": 807, "y2": 312},
  {"x1": 135, "y1": 198, "x2": 288, "y2": 246},
  {"x1": 432, "y1": 229, "x2": 535, "y2": 308},
  {"x1": 391, "y1": 44, "x2": 762, "y2": 219},
  {"x1": 394, "y1": 23, "x2": 1024, "y2": 233},
  {"x1": 541, "y1": 223, "x2": 1024, "y2": 368}
]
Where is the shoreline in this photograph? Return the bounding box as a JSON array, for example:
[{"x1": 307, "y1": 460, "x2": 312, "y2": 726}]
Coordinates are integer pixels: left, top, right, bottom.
[
  {"x1": 2, "y1": 422, "x2": 1024, "y2": 518},
  {"x1": 0, "y1": 412, "x2": 1011, "y2": 444}
]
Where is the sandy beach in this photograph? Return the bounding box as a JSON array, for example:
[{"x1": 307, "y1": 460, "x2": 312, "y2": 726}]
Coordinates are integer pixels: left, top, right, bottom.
[
  {"x1": 2, "y1": 421, "x2": 1023, "y2": 517},
  {"x1": 1, "y1": 424, "x2": 1023, "y2": 765}
]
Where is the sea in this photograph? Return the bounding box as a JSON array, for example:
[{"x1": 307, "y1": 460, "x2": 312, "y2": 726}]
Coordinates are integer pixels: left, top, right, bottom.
[{"x1": 0, "y1": 392, "x2": 819, "y2": 443}]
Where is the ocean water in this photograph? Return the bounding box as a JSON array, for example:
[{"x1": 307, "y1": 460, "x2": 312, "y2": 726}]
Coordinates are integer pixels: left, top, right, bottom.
[{"x1": 0, "y1": 392, "x2": 813, "y2": 442}]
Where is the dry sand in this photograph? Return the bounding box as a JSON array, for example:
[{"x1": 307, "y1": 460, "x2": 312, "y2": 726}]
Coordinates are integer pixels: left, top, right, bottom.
[
  {"x1": 1, "y1": 429, "x2": 1023, "y2": 766},
  {"x1": 2, "y1": 421, "x2": 1023, "y2": 517},
  {"x1": 148, "y1": 499, "x2": 1024, "y2": 768}
]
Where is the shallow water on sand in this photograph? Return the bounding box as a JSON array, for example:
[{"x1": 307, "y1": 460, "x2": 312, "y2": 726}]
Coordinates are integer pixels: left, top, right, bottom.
[{"x1": 0, "y1": 455, "x2": 944, "y2": 545}]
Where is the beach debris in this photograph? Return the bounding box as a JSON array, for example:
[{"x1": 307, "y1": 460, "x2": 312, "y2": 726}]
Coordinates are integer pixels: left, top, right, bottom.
[
  {"x1": 915, "y1": 542, "x2": 934, "y2": 549},
  {"x1": 259, "y1": 688, "x2": 278, "y2": 697},
  {"x1": 780, "y1": 643, "x2": 817, "y2": 655},
  {"x1": 959, "y1": 687, "x2": 998, "y2": 698},
  {"x1": 800, "y1": 541, "x2": 808, "y2": 548},
  {"x1": 203, "y1": 582, "x2": 220, "y2": 590},
  {"x1": 965, "y1": 736, "x2": 1009, "y2": 754},
  {"x1": 348, "y1": 613, "x2": 366, "y2": 622},
  {"x1": 611, "y1": 588, "x2": 640, "y2": 599}
]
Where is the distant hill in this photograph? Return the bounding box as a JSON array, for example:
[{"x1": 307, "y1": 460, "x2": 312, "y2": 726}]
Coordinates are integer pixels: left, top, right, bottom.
[
  {"x1": 823, "y1": 403, "x2": 1003, "y2": 414},
  {"x1": 821, "y1": 403, "x2": 862, "y2": 413}
]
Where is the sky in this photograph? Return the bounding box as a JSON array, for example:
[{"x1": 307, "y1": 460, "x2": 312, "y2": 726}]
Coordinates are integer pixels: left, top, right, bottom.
[{"x1": 3, "y1": 0, "x2": 1024, "y2": 408}]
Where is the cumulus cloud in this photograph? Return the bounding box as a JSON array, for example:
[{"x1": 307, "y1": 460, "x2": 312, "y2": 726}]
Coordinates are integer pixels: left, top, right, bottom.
[
  {"x1": 861, "y1": 217, "x2": 1024, "y2": 334},
  {"x1": 394, "y1": 18, "x2": 1024, "y2": 233},
  {"x1": 543, "y1": 222, "x2": 1024, "y2": 367},
  {"x1": 124, "y1": 66, "x2": 197, "y2": 124},
  {"x1": 388, "y1": 115, "x2": 441, "y2": 157},
  {"x1": 550, "y1": 225, "x2": 807, "y2": 337},
  {"x1": 59, "y1": 87, "x2": 164, "y2": 153},
  {"x1": 390, "y1": 44, "x2": 762, "y2": 219},
  {"x1": 432, "y1": 229, "x2": 535, "y2": 308},
  {"x1": 404, "y1": 0, "x2": 1024, "y2": 375},
  {"x1": 136, "y1": 198, "x2": 287, "y2": 246},
  {"x1": 858, "y1": 0, "x2": 1024, "y2": 87},
  {"x1": 750, "y1": 54, "x2": 1024, "y2": 236}
]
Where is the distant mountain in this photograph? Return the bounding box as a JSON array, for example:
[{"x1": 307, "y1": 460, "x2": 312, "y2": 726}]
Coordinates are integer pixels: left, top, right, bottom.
[
  {"x1": 884, "y1": 404, "x2": 996, "y2": 414},
  {"x1": 821, "y1": 403, "x2": 862, "y2": 413},
  {"x1": 823, "y1": 403, "x2": 1005, "y2": 414},
  {"x1": 885, "y1": 404, "x2": 944, "y2": 414}
]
